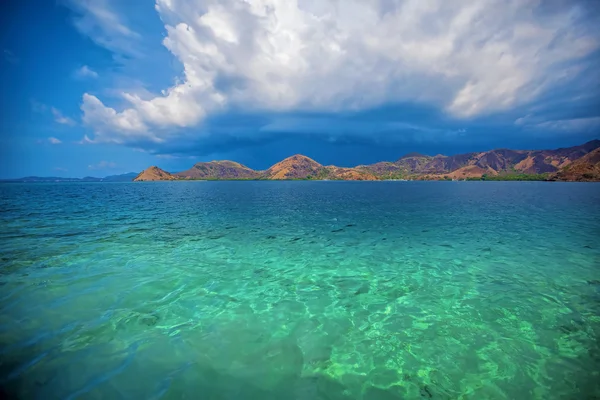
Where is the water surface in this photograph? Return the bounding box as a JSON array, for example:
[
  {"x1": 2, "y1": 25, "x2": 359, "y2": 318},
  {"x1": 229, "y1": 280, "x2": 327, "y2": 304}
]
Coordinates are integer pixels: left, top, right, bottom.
[{"x1": 1, "y1": 182, "x2": 599, "y2": 399}]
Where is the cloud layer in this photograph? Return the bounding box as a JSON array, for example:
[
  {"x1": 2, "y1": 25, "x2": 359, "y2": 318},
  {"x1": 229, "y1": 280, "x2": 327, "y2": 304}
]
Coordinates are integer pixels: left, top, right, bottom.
[{"x1": 79, "y1": 0, "x2": 600, "y2": 147}]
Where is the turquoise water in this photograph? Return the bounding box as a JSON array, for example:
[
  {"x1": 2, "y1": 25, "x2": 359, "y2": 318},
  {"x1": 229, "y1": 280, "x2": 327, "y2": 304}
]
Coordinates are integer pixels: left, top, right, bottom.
[{"x1": 1, "y1": 181, "x2": 599, "y2": 399}]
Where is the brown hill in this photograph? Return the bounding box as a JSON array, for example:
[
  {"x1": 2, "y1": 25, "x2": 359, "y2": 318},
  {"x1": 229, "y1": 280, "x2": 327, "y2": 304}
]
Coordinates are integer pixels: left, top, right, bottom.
[
  {"x1": 356, "y1": 162, "x2": 408, "y2": 179},
  {"x1": 262, "y1": 155, "x2": 324, "y2": 180},
  {"x1": 133, "y1": 166, "x2": 176, "y2": 181},
  {"x1": 445, "y1": 165, "x2": 496, "y2": 179},
  {"x1": 381, "y1": 140, "x2": 600, "y2": 178},
  {"x1": 551, "y1": 147, "x2": 600, "y2": 181},
  {"x1": 133, "y1": 139, "x2": 600, "y2": 181},
  {"x1": 175, "y1": 161, "x2": 260, "y2": 180},
  {"x1": 325, "y1": 167, "x2": 378, "y2": 180}
]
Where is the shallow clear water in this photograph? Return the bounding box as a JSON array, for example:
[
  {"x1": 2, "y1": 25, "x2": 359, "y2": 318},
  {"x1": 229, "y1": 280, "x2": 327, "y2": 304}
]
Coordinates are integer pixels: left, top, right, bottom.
[{"x1": 1, "y1": 181, "x2": 599, "y2": 399}]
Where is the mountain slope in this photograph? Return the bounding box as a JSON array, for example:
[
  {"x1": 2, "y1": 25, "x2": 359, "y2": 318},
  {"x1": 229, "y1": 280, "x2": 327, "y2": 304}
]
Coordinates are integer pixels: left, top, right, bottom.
[
  {"x1": 125, "y1": 139, "x2": 600, "y2": 182},
  {"x1": 372, "y1": 140, "x2": 600, "y2": 178},
  {"x1": 262, "y1": 155, "x2": 325, "y2": 180},
  {"x1": 551, "y1": 147, "x2": 600, "y2": 181},
  {"x1": 134, "y1": 166, "x2": 176, "y2": 181},
  {"x1": 325, "y1": 166, "x2": 378, "y2": 180},
  {"x1": 130, "y1": 140, "x2": 599, "y2": 181},
  {"x1": 175, "y1": 161, "x2": 260, "y2": 180},
  {"x1": 356, "y1": 162, "x2": 408, "y2": 179}
]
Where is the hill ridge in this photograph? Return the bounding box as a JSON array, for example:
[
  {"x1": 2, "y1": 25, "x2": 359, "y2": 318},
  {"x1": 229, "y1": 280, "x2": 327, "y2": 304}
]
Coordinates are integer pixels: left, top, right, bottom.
[
  {"x1": 134, "y1": 166, "x2": 176, "y2": 181},
  {"x1": 136, "y1": 140, "x2": 600, "y2": 182}
]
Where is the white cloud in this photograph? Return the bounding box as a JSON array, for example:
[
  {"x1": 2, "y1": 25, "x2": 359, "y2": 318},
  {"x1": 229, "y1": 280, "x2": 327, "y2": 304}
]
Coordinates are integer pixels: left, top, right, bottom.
[
  {"x1": 81, "y1": 94, "x2": 151, "y2": 141},
  {"x1": 81, "y1": 0, "x2": 599, "y2": 144},
  {"x1": 88, "y1": 160, "x2": 117, "y2": 170},
  {"x1": 66, "y1": 0, "x2": 140, "y2": 56},
  {"x1": 536, "y1": 117, "x2": 600, "y2": 132},
  {"x1": 54, "y1": 167, "x2": 68, "y2": 172},
  {"x1": 75, "y1": 65, "x2": 98, "y2": 79},
  {"x1": 515, "y1": 114, "x2": 600, "y2": 134},
  {"x1": 48, "y1": 137, "x2": 62, "y2": 144},
  {"x1": 51, "y1": 107, "x2": 77, "y2": 126},
  {"x1": 75, "y1": 135, "x2": 94, "y2": 145}
]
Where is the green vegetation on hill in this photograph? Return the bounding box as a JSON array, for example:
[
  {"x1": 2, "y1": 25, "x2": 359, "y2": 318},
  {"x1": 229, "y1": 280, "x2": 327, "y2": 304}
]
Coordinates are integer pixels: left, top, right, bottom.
[
  {"x1": 466, "y1": 173, "x2": 550, "y2": 181},
  {"x1": 306, "y1": 168, "x2": 333, "y2": 180},
  {"x1": 379, "y1": 172, "x2": 409, "y2": 180}
]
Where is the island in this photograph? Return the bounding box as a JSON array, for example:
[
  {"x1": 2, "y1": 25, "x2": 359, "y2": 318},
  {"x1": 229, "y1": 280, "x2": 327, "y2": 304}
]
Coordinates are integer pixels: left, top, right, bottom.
[{"x1": 134, "y1": 140, "x2": 600, "y2": 182}]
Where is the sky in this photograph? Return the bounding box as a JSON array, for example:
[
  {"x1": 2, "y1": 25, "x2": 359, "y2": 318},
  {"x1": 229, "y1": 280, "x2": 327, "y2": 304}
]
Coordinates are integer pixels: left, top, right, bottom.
[{"x1": 1, "y1": 0, "x2": 599, "y2": 178}]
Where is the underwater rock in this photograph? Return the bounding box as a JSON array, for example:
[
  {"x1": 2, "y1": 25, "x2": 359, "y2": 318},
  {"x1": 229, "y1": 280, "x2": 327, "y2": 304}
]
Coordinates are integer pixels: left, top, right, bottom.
[
  {"x1": 420, "y1": 384, "x2": 433, "y2": 398},
  {"x1": 313, "y1": 375, "x2": 352, "y2": 400},
  {"x1": 386, "y1": 286, "x2": 412, "y2": 300},
  {"x1": 558, "y1": 324, "x2": 579, "y2": 334},
  {"x1": 114, "y1": 310, "x2": 161, "y2": 330},
  {"x1": 301, "y1": 342, "x2": 334, "y2": 373},
  {"x1": 354, "y1": 283, "x2": 370, "y2": 296},
  {"x1": 139, "y1": 313, "x2": 159, "y2": 327}
]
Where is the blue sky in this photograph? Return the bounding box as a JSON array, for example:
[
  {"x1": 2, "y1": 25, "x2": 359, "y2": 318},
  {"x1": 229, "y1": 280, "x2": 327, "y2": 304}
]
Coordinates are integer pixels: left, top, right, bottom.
[{"x1": 1, "y1": 0, "x2": 599, "y2": 178}]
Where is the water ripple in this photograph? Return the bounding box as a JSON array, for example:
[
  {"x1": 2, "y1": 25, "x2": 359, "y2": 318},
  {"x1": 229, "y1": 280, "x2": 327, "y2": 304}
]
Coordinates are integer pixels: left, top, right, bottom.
[{"x1": 0, "y1": 182, "x2": 599, "y2": 398}]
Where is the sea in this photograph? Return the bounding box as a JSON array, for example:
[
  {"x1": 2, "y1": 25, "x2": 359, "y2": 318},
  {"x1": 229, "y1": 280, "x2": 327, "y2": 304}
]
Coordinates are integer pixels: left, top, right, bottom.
[{"x1": 1, "y1": 181, "x2": 599, "y2": 399}]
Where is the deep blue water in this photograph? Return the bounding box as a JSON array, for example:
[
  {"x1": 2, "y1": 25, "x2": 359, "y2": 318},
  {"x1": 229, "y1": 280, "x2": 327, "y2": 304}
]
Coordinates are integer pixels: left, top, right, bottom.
[{"x1": 1, "y1": 181, "x2": 599, "y2": 399}]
